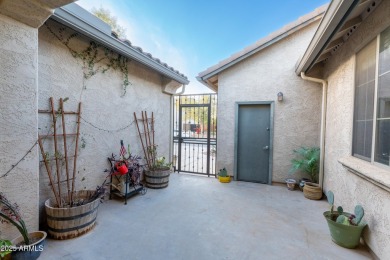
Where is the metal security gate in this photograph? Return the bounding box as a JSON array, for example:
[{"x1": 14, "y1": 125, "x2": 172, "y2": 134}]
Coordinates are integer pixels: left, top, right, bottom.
[{"x1": 173, "y1": 94, "x2": 217, "y2": 176}]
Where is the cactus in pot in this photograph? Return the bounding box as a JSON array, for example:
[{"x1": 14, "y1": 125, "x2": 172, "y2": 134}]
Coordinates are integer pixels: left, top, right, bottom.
[{"x1": 323, "y1": 190, "x2": 367, "y2": 248}]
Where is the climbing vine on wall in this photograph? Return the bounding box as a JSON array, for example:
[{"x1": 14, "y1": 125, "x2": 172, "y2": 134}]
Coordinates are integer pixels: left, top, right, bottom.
[{"x1": 45, "y1": 23, "x2": 132, "y2": 96}]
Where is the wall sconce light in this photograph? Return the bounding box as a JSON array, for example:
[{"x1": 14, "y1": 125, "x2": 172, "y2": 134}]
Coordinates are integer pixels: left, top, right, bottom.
[{"x1": 277, "y1": 92, "x2": 283, "y2": 101}]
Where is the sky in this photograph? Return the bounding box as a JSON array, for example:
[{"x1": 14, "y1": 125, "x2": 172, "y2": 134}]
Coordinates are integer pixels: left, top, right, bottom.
[{"x1": 76, "y1": 0, "x2": 329, "y2": 94}]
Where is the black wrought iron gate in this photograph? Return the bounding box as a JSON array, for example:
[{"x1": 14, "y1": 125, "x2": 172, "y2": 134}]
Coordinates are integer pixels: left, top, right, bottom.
[{"x1": 173, "y1": 94, "x2": 217, "y2": 176}]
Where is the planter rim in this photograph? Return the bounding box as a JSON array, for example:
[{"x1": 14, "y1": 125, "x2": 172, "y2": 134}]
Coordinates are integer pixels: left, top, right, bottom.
[
  {"x1": 323, "y1": 211, "x2": 367, "y2": 228},
  {"x1": 10, "y1": 231, "x2": 47, "y2": 247},
  {"x1": 147, "y1": 167, "x2": 172, "y2": 172},
  {"x1": 305, "y1": 182, "x2": 320, "y2": 187},
  {"x1": 285, "y1": 178, "x2": 296, "y2": 183},
  {"x1": 44, "y1": 190, "x2": 100, "y2": 209}
]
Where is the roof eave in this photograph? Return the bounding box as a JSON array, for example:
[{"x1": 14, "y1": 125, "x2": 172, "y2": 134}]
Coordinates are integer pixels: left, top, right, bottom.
[
  {"x1": 197, "y1": 7, "x2": 326, "y2": 85},
  {"x1": 52, "y1": 3, "x2": 189, "y2": 85},
  {"x1": 196, "y1": 75, "x2": 217, "y2": 92},
  {"x1": 295, "y1": 0, "x2": 360, "y2": 75}
]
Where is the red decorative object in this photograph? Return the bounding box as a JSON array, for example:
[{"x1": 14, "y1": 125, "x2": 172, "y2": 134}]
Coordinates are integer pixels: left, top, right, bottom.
[{"x1": 115, "y1": 162, "x2": 128, "y2": 175}]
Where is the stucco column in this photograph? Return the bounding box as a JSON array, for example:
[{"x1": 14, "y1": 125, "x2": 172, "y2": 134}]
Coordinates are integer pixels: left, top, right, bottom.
[
  {"x1": 0, "y1": 0, "x2": 76, "y2": 240},
  {"x1": 0, "y1": 13, "x2": 40, "y2": 239}
]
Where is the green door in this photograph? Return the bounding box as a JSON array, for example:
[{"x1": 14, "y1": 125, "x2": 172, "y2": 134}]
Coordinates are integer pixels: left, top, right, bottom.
[{"x1": 236, "y1": 103, "x2": 272, "y2": 184}]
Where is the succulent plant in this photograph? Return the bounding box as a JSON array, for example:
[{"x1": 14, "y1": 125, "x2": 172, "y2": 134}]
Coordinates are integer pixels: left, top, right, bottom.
[
  {"x1": 326, "y1": 190, "x2": 365, "y2": 226},
  {"x1": 327, "y1": 191, "x2": 334, "y2": 212},
  {"x1": 352, "y1": 205, "x2": 364, "y2": 225},
  {"x1": 336, "y1": 215, "x2": 349, "y2": 225},
  {"x1": 218, "y1": 168, "x2": 228, "y2": 177}
]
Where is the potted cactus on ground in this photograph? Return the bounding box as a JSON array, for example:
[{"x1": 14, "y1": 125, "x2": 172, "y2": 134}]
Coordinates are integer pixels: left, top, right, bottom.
[
  {"x1": 323, "y1": 191, "x2": 367, "y2": 248},
  {"x1": 218, "y1": 168, "x2": 230, "y2": 183}
]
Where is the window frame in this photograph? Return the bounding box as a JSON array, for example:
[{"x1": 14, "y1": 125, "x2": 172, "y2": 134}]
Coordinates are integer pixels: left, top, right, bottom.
[{"x1": 353, "y1": 32, "x2": 390, "y2": 170}]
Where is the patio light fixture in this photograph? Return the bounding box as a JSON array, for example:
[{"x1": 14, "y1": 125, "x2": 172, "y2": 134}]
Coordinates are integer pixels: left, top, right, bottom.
[{"x1": 277, "y1": 92, "x2": 283, "y2": 101}]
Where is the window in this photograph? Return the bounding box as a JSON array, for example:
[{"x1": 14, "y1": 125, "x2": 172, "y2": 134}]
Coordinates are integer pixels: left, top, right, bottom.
[{"x1": 353, "y1": 26, "x2": 390, "y2": 166}]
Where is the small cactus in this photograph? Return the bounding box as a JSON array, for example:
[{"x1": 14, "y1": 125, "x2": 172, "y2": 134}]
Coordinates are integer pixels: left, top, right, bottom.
[
  {"x1": 327, "y1": 191, "x2": 334, "y2": 213},
  {"x1": 218, "y1": 168, "x2": 227, "y2": 177},
  {"x1": 336, "y1": 215, "x2": 350, "y2": 225},
  {"x1": 327, "y1": 191, "x2": 334, "y2": 205},
  {"x1": 352, "y1": 205, "x2": 364, "y2": 225},
  {"x1": 325, "y1": 191, "x2": 365, "y2": 227}
]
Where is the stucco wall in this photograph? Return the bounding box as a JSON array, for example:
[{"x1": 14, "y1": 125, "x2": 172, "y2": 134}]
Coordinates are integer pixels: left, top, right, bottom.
[
  {"x1": 217, "y1": 21, "x2": 322, "y2": 182},
  {"x1": 323, "y1": 1, "x2": 390, "y2": 258},
  {"x1": 0, "y1": 14, "x2": 39, "y2": 239},
  {"x1": 37, "y1": 20, "x2": 172, "y2": 223}
]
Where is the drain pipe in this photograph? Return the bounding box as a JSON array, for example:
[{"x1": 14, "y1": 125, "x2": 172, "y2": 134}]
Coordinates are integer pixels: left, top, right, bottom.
[
  {"x1": 166, "y1": 85, "x2": 186, "y2": 170},
  {"x1": 300, "y1": 72, "x2": 327, "y2": 190}
]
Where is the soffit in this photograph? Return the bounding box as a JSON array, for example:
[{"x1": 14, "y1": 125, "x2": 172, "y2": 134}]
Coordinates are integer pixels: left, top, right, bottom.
[{"x1": 297, "y1": 0, "x2": 381, "y2": 74}]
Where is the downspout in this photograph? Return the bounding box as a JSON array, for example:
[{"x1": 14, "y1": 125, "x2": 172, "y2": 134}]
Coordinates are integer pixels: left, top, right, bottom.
[
  {"x1": 300, "y1": 72, "x2": 327, "y2": 190},
  {"x1": 165, "y1": 85, "x2": 186, "y2": 167}
]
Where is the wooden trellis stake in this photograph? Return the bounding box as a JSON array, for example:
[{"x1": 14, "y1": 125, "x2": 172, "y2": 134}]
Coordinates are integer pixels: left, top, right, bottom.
[
  {"x1": 38, "y1": 98, "x2": 82, "y2": 207},
  {"x1": 134, "y1": 111, "x2": 155, "y2": 169}
]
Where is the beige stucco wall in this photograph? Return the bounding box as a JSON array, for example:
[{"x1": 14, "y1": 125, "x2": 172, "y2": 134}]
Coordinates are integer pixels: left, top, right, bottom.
[
  {"x1": 0, "y1": 14, "x2": 40, "y2": 239},
  {"x1": 322, "y1": 1, "x2": 390, "y2": 258},
  {"x1": 217, "y1": 21, "x2": 322, "y2": 183},
  {"x1": 37, "y1": 19, "x2": 172, "y2": 223}
]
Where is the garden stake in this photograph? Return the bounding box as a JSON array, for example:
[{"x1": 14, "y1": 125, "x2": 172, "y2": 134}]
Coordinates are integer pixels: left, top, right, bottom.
[
  {"x1": 144, "y1": 111, "x2": 154, "y2": 166},
  {"x1": 134, "y1": 112, "x2": 150, "y2": 168},
  {"x1": 50, "y1": 97, "x2": 62, "y2": 207},
  {"x1": 70, "y1": 102, "x2": 82, "y2": 206},
  {"x1": 60, "y1": 98, "x2": 71, "y2": 202},
  {"x1": 38, "y1": 137, "x2": 60, "y2": 207}
]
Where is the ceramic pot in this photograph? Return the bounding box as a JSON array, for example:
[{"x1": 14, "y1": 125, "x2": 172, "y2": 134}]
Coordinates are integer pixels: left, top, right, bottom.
[
  {"x1": 323, "y1": 211, "x2": 367, "y2": 248},
  {"x1": 299, "y1": 178, "x2": 311, "y2": 191},
  {"x1": 11, "y1": 231, "x2": 47, "y2": 260},
  {"x1": 285, "y1": 178, "x2": 296, "y2": 190}
]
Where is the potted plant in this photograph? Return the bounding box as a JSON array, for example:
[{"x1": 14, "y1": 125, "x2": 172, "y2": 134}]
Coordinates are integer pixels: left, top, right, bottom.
[
  {"x1": 284, "y1": 178, "x2": 296, "y2": 190},
  {"x1": 144, "y1": 146, "x2": 173, "y2": 189},
  {"x1": 217, "y1": 168, "x2": 231, "y2": 183},
  {"x1": 0, "y1": 192, "x2": 47, "y2": 260},
  {"x1": 0, "y1": 239, "x2": 12, "y2": 260},
  {"x1": 324, "y1": 191, "x2": 367, "y2": 248},
  {"x1": 289, "y1": 147, "x2": 322, "y2": 200}
]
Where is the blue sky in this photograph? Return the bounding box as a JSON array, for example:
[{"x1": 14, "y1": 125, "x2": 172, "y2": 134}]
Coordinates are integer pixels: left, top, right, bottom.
[{"x1": 77, "y1": 0, "x2": 329, "y2": 93}]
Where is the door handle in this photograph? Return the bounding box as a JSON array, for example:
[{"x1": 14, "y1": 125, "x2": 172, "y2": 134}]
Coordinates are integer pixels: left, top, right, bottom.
[{"x1": 263, "y1": 146, "x2": 269, "y2": 150}]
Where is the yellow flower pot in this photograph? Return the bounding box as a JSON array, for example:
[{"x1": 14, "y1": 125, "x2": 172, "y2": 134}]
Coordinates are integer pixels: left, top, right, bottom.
[{"x1": 218, "y1": 176, "x2": 231, "y2": 183}]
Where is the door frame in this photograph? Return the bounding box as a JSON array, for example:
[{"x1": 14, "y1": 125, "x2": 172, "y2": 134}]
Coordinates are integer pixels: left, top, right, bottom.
[
  {"x1": 177, "y1": 104, "x2": 212, "y2": 176},
  {"x1": 234, "y1": 101, "x2": 274, "y2": 184}
]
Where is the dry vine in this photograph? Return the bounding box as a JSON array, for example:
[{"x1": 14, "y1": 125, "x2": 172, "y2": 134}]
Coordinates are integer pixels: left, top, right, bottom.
[{"x1": 45, "y1": 22, "x2": 132, "y2": 96}]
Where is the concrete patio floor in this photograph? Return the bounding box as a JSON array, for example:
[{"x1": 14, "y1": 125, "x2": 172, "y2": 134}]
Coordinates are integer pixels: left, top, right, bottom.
[{"x1": 40, "y1": 173, "x2": 373, "y2": 260}]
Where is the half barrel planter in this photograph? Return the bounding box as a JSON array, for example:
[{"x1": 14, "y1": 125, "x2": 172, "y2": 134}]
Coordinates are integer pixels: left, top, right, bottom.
[
  {"x1": 44, "y1": 190, "x2": 100, "y2": 240},
  {"x1": 144, "y1": 167, "x2": 172, "y2": 189}
]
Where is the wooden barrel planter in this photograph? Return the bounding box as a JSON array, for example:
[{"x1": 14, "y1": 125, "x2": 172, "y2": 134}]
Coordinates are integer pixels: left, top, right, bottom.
[
  {"x1": 44, "y1": 190, "x2": 100, "y2": 240},
  {"x1": 144, "y1": 168, "x2": 171, "y2": 189}
]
